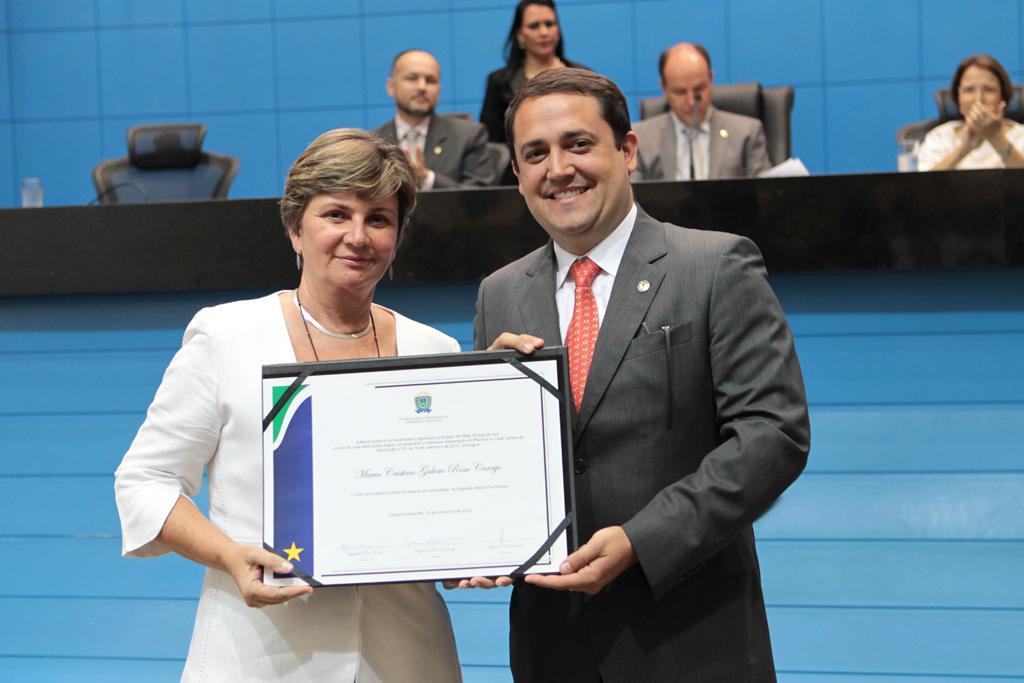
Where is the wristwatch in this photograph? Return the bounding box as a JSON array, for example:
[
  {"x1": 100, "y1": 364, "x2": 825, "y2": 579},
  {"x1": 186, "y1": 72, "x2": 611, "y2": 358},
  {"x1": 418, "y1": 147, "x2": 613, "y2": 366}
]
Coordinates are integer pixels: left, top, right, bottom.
[{"x1": 999, "y1": 142, "x2": 1014, "y2": 159}]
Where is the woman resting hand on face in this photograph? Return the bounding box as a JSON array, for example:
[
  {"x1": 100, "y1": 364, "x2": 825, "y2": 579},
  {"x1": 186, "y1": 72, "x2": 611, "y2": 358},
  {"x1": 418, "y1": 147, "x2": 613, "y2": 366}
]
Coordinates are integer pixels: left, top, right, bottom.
[
  {"x1": 115, "y1": 129, "x2": 463, "y2": 682},
  {"x1": 918, "y1": 53, "x2": 1024, "y2": 171}
]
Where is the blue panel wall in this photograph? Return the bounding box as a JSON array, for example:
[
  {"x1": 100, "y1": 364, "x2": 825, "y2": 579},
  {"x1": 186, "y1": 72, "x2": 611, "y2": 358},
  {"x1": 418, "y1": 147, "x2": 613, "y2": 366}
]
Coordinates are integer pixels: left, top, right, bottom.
[
  {"x1": 3, "y1": 0, "x2": 1024, "y2": 205},
  {"x1": 1, "y1": 268, "x2": 1022, "y2": 681}
]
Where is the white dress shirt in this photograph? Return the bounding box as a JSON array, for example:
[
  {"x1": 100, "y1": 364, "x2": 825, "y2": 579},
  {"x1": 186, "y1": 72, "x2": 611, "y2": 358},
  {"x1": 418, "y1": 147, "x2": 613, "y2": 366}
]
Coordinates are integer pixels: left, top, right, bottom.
[
  {"x1": 394, "y1": 114, "x2": 436, "y2": 189},
  {"x1": 551, "y1": 203, "x2": 638, "y2": 342},
  {"x1": 672, "y1": 108, "x2": 712, "y2": 180}
]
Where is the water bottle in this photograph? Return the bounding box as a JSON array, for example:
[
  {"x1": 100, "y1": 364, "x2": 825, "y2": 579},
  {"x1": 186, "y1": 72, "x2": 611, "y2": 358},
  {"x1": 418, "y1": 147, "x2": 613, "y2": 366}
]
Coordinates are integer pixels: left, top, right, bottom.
[
  {"x1": 21, "y1": 177, "x2": 44, "y2": 208},
  {"x1": 897, "y1": 141, "x2": 918, "y2": 172}
]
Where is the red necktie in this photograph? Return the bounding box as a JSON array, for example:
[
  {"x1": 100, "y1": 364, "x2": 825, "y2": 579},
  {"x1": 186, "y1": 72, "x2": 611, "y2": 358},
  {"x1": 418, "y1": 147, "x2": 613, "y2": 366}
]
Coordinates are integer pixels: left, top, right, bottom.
[{"x1": 566, "y1": 257, "x2": 601, "y2": 411}]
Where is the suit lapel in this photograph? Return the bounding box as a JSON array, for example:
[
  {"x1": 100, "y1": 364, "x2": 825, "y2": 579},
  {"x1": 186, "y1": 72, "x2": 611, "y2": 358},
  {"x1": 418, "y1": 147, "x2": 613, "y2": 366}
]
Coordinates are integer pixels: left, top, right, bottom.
[
  {"x1": 708, "y1": 109, "x2": 725, "y2": 179},
  {"x1": 424, "y1": 117, "x2": 449, "y2": 171},
  {"x1": 660, "y1": 116, "x2": 678, "y2": 180},
  {"x1": 574, "y1": 209, "x2": 667, "y2": 440},
  {"x1": 379, "y1": 120, "x2": 399, "y2": 145},
  {"x1": 519, "y1": 243, "x2": 562, "y2": 346}
]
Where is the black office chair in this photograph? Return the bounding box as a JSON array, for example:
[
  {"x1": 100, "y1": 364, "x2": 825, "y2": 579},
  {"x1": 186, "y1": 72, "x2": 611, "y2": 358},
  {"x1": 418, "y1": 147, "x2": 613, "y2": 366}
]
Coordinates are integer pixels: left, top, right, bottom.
[
  {"x1": 896, "y1": 84, "x2": 1024, "y2": 146},
  {"x1": 92, "y1": 124, "x2": 239, "y2": 204},
  {"x1": 638, "y1": 82, "x2": 795, "y2": 166},
  {"x1": 485, "y1": 142, "x2": 511, "y2": 187}
]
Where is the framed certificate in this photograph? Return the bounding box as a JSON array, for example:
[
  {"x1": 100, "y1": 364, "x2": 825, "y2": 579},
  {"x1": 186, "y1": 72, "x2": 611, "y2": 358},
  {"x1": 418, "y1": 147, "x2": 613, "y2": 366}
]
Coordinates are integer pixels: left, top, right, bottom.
[{"x1": 261, "y1": 348, "x2": 576, "y2": 587}]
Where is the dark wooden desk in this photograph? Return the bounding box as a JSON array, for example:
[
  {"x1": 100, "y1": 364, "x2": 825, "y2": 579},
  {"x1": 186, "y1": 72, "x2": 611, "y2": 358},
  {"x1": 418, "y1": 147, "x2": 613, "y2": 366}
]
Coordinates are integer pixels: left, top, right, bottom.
[{"x1": 3, "y1": 170, "x2": 1022, "y2": 296}]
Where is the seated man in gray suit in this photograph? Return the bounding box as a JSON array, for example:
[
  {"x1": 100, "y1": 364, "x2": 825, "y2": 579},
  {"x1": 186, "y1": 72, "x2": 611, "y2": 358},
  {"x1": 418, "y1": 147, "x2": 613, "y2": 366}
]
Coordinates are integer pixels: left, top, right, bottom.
[
  {"x1": 634, "y1": 43, "x2": 771, "y2": 180},
  {"x1": 373, "y1": 49, "x2": 496, "y2": 188}
]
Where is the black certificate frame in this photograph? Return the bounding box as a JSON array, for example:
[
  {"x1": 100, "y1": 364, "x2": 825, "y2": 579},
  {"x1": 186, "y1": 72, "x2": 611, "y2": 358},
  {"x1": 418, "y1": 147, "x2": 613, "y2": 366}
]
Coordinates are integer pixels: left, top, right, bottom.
[{"x1": 261, "y1": 347, "x2": 577, "y2": 587}]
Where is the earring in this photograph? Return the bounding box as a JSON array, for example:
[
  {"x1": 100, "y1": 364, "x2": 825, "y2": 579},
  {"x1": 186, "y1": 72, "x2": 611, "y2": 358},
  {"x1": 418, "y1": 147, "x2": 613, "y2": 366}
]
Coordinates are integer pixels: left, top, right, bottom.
[
  {"x1": 388, "y1": 263, "x2": 395, "y2": 281},
  {"x1": 518, "y1": 39, "x2": 526, "y2": 49},
  {"x1": 296, "y1": 253, "x2": 303, "y2": 271}
]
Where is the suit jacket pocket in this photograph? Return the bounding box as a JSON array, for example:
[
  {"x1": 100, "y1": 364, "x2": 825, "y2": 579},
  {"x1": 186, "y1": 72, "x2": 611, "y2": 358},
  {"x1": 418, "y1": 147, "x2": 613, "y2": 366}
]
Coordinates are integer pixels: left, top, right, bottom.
[{"x1": 623, "y1": 321, "x2": 693, "y2": 360}]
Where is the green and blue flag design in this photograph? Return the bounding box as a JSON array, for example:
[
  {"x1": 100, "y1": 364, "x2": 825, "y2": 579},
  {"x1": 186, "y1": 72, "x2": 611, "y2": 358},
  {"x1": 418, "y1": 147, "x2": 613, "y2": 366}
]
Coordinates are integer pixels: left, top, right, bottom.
[{"x1": 271, "y1": 384, "x2": 314, "y2": 578}]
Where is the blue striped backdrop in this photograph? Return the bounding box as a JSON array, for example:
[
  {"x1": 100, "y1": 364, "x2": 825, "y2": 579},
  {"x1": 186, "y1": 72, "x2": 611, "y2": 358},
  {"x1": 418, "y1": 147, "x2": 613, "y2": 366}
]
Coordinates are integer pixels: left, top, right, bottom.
[{"x1": 1, "y1": 268, "x2": 1022, "y2": 680}]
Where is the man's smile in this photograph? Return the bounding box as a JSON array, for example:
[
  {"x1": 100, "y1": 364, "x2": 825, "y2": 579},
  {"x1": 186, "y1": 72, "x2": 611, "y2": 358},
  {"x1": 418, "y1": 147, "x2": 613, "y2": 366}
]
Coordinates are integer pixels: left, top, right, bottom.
[{"x1": 547, "y1": 187, "x2": 589, "y2": 201}]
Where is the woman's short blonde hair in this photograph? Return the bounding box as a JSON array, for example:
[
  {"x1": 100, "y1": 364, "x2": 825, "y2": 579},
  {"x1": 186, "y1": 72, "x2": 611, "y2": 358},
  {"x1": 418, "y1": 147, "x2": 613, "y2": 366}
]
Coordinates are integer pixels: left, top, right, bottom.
[{"x1": 280, "y1": 128, "x2": 417, "y2": 244}]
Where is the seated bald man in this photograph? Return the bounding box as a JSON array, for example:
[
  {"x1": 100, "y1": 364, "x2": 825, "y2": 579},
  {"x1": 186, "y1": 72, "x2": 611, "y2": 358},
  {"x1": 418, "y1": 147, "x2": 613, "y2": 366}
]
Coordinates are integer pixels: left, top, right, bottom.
[
  {"x1": 634, "y1": 43, "x2": 771, "y2": 180},
  {"x1": 374, "y1": 49, "x2": 496, "y2": 188}
]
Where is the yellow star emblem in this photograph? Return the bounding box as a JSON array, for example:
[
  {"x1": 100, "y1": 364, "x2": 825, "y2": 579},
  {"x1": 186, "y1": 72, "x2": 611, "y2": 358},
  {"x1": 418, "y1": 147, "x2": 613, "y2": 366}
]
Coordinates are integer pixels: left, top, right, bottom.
[{"x1": 284, "y1": 542, "x2": 304, "y2": 563}]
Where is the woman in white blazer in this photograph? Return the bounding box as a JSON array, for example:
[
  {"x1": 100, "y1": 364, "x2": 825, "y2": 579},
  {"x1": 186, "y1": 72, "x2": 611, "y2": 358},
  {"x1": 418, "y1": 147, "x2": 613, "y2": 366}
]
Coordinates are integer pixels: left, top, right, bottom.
[{"x1": 115, "y1": 129, "x2": 463, "y2": 682}]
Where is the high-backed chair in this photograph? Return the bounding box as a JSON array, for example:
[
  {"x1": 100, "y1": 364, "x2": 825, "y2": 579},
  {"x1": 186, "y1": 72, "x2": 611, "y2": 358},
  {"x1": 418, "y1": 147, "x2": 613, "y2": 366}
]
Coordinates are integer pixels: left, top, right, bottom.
[
  {"x1": 638, "y1": 82, "x2": 795, "y2": 166},
  {"x1": 896, "y1": 85, "x2": 1024, "y2": 146},
  {"x1": 485, "y1": 142, "x2": 511, "y2": 186},
  {"x1": 92, "y1": 124, "x2": 239, "y2": 204}
]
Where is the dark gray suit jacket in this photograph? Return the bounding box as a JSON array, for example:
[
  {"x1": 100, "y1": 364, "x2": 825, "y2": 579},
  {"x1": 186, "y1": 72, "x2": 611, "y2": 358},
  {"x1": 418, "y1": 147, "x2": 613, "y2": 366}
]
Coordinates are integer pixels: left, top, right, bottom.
[
  {"x1": 373, "y1": 115, "x2": 496, "y2": 188},
  {"x1": 633, "y1": 108, "x2": 771, "y2": 180},
  {"x1": 473, "y1": 207, "x2": 809, "y2": 682}
]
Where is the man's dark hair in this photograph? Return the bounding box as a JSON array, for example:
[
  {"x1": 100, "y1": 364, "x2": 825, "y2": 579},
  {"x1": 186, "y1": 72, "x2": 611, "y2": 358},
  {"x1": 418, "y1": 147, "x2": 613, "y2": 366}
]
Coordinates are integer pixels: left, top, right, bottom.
[
  {"x1": 951, "y1": 53, "x2": 1013, "y2": 115},
  {"x1": 658, "y1": 43, "x2": 711, "y2": 81},
  {"x1": 504, "y1": 68, "x2": 631, "y2": 164}
]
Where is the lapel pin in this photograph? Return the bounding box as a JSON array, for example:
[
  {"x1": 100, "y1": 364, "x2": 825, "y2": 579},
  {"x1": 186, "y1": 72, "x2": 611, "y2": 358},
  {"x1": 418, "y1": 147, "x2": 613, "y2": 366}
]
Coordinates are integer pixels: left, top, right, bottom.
[
  {"x1": 637, "y1": 280, "x2": 651, "y2": 293},
  {"x1": 433, "y1": 145, "x2": 443, "y2": 155},
  {"x1": 719, "y1": 129, "x2": 729, "y2": 139}
]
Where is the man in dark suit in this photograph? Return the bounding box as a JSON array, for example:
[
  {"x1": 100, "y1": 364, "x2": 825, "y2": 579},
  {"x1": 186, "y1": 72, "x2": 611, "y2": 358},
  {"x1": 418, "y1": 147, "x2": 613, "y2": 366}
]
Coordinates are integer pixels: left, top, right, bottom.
[
  {"x1": 634, "y1": 43, "x2": 771, "y2": 180},
  {"x1": 373, "y1": 49, "x2": 496, "y2": 188},
  {"x1": 469, "y1": 68, "x2": 809, "y2": 680}
]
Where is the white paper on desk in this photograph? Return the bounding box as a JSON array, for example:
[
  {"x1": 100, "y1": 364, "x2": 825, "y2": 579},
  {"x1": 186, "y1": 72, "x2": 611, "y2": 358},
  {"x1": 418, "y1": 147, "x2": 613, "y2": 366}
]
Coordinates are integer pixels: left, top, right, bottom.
[
  {"x1": 262, "y1": 358, "x2": 570, "y2": 586},
  {"x1": 757, "y1": 157, "x2": 810, "y2": 178}
]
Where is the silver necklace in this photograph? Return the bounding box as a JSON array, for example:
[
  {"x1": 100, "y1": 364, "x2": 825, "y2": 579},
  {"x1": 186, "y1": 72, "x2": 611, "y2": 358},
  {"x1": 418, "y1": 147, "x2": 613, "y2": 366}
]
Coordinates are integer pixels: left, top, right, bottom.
[
  {"x1": 293, "y1": 293, "x2": 372, "y2": 339},
  {"x1": 294, "y1": 290, "x2": 380, "y2": 362}
]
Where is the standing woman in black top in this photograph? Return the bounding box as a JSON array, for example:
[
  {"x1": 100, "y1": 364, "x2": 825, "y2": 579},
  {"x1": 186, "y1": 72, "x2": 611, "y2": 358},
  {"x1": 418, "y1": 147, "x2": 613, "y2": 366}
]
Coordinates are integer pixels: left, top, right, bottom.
[{"x1": 479, "y1": 0, "x2": 586, "y2": 145}]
